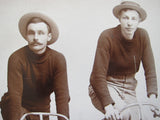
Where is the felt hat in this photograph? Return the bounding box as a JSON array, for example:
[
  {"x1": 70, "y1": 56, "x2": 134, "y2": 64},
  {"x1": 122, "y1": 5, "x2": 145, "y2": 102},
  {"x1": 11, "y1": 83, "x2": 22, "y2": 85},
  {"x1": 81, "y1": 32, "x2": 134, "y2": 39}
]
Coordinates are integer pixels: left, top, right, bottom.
[
  {"x1": 18, "y1": 12, "x2": 59, "y2": 45},
  {"x1": 113, "y1": 1, "x2": 147, "y2": 22}
]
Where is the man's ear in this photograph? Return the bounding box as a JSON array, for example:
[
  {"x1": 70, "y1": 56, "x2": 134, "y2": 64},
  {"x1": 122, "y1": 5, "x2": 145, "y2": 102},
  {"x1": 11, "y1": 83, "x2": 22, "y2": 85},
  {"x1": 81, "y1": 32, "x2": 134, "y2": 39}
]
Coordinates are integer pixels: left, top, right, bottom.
[{"x1": 47, "y1": 33, "x2": 52, "y2": 42}]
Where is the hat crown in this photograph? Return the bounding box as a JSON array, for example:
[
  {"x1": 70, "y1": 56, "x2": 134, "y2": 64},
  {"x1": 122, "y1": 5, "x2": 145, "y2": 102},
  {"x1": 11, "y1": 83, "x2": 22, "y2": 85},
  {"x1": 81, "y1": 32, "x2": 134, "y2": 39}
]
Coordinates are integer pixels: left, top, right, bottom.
[{"x1": 121, "y1": 1, "x2": 140, "y2": 7}]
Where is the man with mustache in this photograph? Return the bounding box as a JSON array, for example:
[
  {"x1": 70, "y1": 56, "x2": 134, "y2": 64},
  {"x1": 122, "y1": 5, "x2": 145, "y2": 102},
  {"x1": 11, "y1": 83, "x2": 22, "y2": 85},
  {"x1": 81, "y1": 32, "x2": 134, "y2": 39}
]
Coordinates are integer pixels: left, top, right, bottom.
[
  {"x1": 0, "y1": 12, "x2": 70, "y2": 120},
  {"x1": 89, "y1": 1, "x2": 158, "y2": 120}
]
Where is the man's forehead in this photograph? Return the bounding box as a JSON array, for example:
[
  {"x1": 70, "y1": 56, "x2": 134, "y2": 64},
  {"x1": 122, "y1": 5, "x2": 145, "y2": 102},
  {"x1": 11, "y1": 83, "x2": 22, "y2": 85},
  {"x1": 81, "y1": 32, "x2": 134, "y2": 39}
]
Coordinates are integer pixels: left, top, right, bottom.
[
  {"x1": 27, "y1": 22, "x2": 49, "y2": 31},
  {"x1": 120, "y1": 9, "x2": 140, "y2": 17}
]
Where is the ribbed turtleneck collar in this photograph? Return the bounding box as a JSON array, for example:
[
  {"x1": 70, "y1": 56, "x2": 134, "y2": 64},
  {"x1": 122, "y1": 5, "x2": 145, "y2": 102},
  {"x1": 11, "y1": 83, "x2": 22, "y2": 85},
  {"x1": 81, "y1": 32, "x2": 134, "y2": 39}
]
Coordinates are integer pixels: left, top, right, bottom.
[{"x1": 25, "y1": 46, "x2": 51, "y2": 63}]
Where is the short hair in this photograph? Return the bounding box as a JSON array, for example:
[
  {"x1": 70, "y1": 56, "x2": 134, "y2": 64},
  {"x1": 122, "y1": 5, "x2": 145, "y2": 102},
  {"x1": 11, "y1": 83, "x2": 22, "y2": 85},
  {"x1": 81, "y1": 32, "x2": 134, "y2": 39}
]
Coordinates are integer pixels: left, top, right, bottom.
[{"x1": 26, "y1": 17, "x2": 51, "y2": 33}]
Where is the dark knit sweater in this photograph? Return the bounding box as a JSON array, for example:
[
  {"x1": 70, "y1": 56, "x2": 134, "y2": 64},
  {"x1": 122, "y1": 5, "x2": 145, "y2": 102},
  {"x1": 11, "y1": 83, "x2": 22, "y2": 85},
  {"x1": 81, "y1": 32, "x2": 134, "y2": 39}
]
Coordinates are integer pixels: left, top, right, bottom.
[
  {"x1": 7, "y1": 46, "x2": 70, "y2": 120},
  {"x1": 90, "y1": 25, "x2": 158, "y2": 108}
]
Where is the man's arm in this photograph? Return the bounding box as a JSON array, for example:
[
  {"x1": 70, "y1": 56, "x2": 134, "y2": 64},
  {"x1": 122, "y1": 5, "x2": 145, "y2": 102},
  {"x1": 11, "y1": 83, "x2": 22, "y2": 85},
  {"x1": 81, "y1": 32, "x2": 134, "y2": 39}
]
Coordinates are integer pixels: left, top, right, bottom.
[
  {"x1": 141, "y1": 29, "x2": 158, "y2": 97},
  {"x1": 7, "y1": 53, "x2": 24, "y2": 120},
  {"x1": 53, "y1": 53, "x2": 70, "y2": 120},
  {"x1": 90, "y1": 31, "x2": 114, "y2": 108}
]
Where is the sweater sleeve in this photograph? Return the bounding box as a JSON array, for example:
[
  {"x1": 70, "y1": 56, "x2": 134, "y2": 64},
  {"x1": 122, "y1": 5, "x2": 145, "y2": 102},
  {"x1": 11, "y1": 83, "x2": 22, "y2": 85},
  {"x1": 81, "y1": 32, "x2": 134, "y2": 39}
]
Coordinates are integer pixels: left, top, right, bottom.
[
  {"x1": 7, "y1": 53, "x2": 24, "y2": 120},
  {"x1": 90, "y1": 31, "x2": 114, "y2": 109},
  {"x1": 141, "y1": 29, "x2": 158, "y2": 97},
  {"x1": 53, "y1": 53, "x2": 70, "y2": 120}
]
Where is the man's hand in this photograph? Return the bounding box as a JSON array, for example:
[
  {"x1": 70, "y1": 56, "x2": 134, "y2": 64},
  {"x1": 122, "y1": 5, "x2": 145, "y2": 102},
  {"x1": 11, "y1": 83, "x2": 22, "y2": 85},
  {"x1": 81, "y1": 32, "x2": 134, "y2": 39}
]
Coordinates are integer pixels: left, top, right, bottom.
[
  {"x1": 104, "y1": 104, "x2": 121, "y2": 120},
  {"x1": 148, "y1": 94, "x2": 158, "y2": 108},
  {"x1": 148, "y1": 94, "x2": 160, "y2": 118},
  {"x1": 149, "y1": 94, "x2": 157, "y2": 103}
]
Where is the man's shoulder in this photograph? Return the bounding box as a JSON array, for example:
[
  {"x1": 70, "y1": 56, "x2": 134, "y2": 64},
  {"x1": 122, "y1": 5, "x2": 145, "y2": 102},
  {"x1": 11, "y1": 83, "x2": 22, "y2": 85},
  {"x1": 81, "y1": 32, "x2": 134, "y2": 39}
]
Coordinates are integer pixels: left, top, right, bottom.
[
  {"x1": 136, "y1": 27, "x2": 149, "y2": 37},
  {"x1": 100, "y1": 25, "x2": 120, "y2": 37},
  {"x1": 137, "y1": 27, "x2": 147, "y2": 32},
  {"x1": 48, "y1": 47, "x2": 64, "y2": 56},
  {"x1": 9, "y1": 46, "x2": 27, "y2": 57},
  {"x1": 8, "y1": 46, "x2": 27, "y2": 63},
  {"x1": 47, "y1": 47, "x2": 66, "y2": 60}
]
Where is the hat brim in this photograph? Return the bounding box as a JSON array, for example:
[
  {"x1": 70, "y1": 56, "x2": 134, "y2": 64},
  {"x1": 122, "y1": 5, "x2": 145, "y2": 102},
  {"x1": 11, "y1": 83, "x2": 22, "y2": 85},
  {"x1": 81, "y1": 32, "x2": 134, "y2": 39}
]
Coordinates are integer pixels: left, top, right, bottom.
[
  {"x1": 18, "y1": 12, "x2": 59, "y2": 45},
  {"x1": 113, "y1": 4, "x2": 147, "y2": 22}
]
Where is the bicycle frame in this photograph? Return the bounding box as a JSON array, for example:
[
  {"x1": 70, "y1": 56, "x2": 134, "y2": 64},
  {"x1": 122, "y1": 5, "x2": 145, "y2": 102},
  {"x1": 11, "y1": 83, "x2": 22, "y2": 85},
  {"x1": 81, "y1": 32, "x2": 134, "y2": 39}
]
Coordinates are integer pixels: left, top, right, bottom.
[{"x1": 20, "y1": 112, "x2": 69, "y2": 120}]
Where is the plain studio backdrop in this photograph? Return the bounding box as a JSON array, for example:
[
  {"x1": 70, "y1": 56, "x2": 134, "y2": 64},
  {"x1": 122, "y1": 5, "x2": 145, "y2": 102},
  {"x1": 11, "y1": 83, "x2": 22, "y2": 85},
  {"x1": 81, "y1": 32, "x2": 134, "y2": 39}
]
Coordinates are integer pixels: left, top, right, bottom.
[{"x1": 0, "y1": 0, "x2": 159, "y2": 120}]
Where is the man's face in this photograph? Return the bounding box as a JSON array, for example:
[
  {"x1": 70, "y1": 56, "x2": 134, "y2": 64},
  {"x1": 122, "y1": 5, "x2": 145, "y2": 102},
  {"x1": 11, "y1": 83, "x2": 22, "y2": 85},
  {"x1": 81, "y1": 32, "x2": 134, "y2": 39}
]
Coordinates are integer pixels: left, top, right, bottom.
[
  {"x1": 26, "y1": 22, "x2": 52, "y2": 54},
  {"x1": 119, "y1": 9, "x2": 140, "y2": 40}
]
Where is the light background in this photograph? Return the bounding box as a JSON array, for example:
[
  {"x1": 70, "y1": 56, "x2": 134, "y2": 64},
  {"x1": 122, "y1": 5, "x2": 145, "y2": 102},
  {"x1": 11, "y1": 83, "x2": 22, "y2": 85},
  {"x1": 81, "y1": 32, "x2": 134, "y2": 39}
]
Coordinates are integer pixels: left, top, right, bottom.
[{"x1": 0, "y1": 0, "x2": 159, "y2": 120}]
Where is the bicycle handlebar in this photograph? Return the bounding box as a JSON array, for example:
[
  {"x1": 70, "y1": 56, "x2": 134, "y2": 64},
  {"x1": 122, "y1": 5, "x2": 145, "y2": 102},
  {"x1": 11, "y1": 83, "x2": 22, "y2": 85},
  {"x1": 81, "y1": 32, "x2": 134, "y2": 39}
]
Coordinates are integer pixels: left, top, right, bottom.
[{"x1": 20, "y1": 112, "x2": 69, "y2": 120}]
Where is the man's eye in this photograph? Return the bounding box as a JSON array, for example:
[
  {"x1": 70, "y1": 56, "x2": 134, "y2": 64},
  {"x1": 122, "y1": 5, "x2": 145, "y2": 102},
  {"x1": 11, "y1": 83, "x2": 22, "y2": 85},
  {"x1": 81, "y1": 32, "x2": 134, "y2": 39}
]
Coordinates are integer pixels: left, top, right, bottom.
[
  {"x1": 132, "y1": 17, "x2": 137, "y2": 20},
  {"x1": 27, "y1": 31, "x2": 34, "y2": 35},
  {"x1": 122, "y1": 16, "x2": 128, "y2": 20},
  {"x1": 38, "y1": 31, "x2": 45, "y2": 35}
]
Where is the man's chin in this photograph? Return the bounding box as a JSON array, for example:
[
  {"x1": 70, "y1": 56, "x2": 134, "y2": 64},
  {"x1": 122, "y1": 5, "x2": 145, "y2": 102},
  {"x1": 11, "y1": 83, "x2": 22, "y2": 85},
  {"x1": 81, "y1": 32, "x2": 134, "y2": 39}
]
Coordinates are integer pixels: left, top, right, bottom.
[{"x1": 29, "y1": 46, "x2": 41, "y2": 51}]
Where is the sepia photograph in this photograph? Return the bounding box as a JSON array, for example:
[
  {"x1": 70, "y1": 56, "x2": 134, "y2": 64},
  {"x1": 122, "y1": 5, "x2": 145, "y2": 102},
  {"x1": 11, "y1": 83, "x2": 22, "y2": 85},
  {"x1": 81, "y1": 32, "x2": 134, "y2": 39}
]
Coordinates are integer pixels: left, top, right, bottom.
[{"x1": 0, "y1": 0, "x2": 160, "y2": 120}]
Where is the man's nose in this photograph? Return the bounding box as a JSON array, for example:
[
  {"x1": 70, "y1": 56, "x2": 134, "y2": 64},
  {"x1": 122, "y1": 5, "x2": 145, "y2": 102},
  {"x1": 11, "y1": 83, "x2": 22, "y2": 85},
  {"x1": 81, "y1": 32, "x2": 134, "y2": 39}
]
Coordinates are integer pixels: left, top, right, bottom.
[
  {"x1": 127, "y1": 20, "x2": 132, "y2": 26},
  {"x1": 33, "y1": 33, "x2": 39, "y2": 41}
]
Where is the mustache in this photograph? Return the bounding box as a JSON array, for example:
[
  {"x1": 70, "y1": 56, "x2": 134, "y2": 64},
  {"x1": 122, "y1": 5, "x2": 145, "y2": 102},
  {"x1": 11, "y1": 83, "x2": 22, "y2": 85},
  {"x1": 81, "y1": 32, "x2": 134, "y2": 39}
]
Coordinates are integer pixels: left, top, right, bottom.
[{"x1": 30, "y1": 41, "x2": 43, "y2": 45}]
